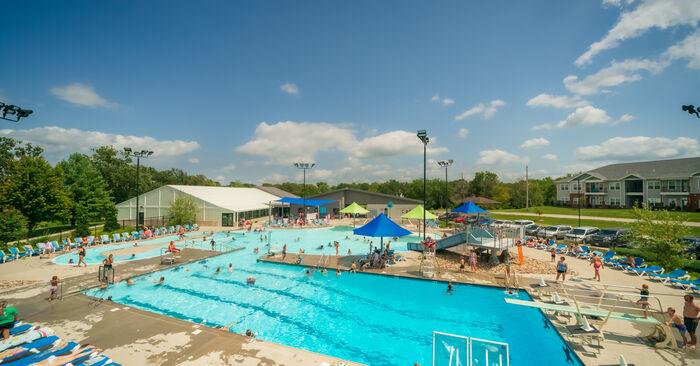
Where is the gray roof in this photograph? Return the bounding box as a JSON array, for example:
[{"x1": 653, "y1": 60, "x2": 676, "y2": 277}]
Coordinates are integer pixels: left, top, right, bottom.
[
  {"x1": 559, "y1": 157, "x2": 700, "y2": 182},
  {"x1": 256, "y1": 186, "x2": 298, "y2": 198},
  {"x1": 309, "y1": 188, "x2": 423, "y2": 204}
]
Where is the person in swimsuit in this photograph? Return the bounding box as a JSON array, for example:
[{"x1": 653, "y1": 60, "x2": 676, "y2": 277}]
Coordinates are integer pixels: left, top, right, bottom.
[
  {"x1": 684, "y1": 294, "x2": 700, "y2": 349},
  {"x1": 636, "y1": 284, "x2": 650, "y2": 318},
  {"x1": 282, "y1": 244, "x2": 287, "y2": 260},
  {"x1": 167, "y1": 241, "x2": 180, "y2": 254},
  {"x1": 666, "y1": 307, "x2": 688, "y2": 347},
  {"x1": 446, "y1": 281, "x2": 454, "y2": 294},
  {"x1": 555, "y1": 256, "x2": 568, "y2": 282},
  {"x1": 77, "y1": 246, "x2": 87, "y2": 267},
  {"x1": 550, "y1": 248, "x2": 556, "y2": 263},
  {"x1": 590, "y1": 254, "x2": 603, "y2": 282},
  {"x1": 469, "y1": 250, "x2": 478, "y2": 272},
  {"x1": 227, "y1": 263, "x2": 233, "y2": 273},
  {"x1": 48, "y1": 275, "x2": 60, "y2": 302},
  {"x1": 459, "y1": 257, "x2": 465, "y2": 273}
]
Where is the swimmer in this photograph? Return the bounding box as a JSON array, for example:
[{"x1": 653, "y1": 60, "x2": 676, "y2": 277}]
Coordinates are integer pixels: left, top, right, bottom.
[
  {"x1": 131, "y1": 253, "x2": 136, "y2": 259},
  {"x1": 215, "y1": 267, "x2": 221, "y2": 274},
  {"x1": 305, "y1": 268, "x2": 312, "y2": 276},
  {"x1": 253, "y1": 247, "x2": 259, "y2": 254},
  {"x1": 227, "y1": 263, "x2": 233, "y2": 273},
  {"x1": 245, "y1": 329, "x2": 255, "y2": 338},
  {"x1": 347, "y1": 249, "x2": 351, "y2": 255},
  {"x1": 126, "y1": 278, "x2": 134, "y2": 286},
  {"x1": 155, "y1": 276, "x2": 165, "y2": 285},
  {"x1": 447, "y1": 281, "x2": 454, "y2": 294},
  {"x1": 321, "y1": 268, "x2": 328, "y2": 275},
  {"x1": 133, "y1": 242, "x2": 138, "y2": 247},
  {"x1": 335, "y1": 269, "x2": 341, "y2": 276},
  {"x1": 246, "y1": 276, "x2": 256, "y2": 285}
]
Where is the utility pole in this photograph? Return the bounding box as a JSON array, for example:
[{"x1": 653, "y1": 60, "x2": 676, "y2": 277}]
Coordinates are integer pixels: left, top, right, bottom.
[{"x1": 525, "y1": 165, "x2": 529, "y2": 209}]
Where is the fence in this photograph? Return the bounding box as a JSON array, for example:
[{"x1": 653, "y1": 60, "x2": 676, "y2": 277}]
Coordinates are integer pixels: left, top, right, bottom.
[
  {"x1": 433, "y1": 331, "x2": 509, "y2": 366},
  {"x1": 119, "y1": 216, "x2": 167, "y2": 229}
]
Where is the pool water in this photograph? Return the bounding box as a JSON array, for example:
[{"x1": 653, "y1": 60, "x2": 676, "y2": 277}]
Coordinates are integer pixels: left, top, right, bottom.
[
  {"x1": 87, "y1": 228, "x2": 582, "y2": 366},
  {"x1": 51, "y1": 235, "x2": 185, "y2": 265}
]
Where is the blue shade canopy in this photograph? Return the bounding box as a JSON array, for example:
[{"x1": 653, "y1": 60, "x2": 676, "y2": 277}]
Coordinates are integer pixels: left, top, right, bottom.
[
  {"x1": 353, "y1": 213, "x2": 412, "y2": 238},
  {"x1": 452, "y1": 201, "x2": 488, "y2": 214},
  {"x1": 276, "y1": 197, "x2": 336, "y2": 206}
]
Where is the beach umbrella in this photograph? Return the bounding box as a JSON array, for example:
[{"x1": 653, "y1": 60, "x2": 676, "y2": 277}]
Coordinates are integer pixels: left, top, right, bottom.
[
  {"x1": 452, "y1": 201, "x2": 488, "y2": 215},
  {"x1": 353, "y1": 213, "x2": 412, "y2": 253},
  {"x1": 401, "y1": 205, "x2": 438, "y2": 238},
  {"x1": 339, "y1": 202, "x2": 370, "y2": 227}
]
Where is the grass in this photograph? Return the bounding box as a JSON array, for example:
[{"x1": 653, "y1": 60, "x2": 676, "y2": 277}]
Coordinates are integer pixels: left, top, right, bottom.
[
  {"x1": 489, "y1": 213, "x2": 700, "y2": 236},
  {"x1": 493, "y1": 205, "x2": 700, "y2": 222}
]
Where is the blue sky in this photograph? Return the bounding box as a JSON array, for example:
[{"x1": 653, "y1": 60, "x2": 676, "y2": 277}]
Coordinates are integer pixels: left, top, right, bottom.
[{"x1": 1, "y1": 0, "x2": 699, "y2": 184}]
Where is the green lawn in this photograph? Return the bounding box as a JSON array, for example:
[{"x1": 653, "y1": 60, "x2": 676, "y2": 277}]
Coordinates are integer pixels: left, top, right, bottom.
[
  {"x1": 489, "y1": 213, "x2": 700, "y2": 237},
  {"x1": 493, "y1": 206, "x2": 700, "y2": 222}
]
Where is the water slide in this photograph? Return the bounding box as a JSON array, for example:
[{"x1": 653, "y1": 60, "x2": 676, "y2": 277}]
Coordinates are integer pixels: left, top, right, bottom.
[{"x1": 407, "y1": 228, "x2": 507, "y2": 252}]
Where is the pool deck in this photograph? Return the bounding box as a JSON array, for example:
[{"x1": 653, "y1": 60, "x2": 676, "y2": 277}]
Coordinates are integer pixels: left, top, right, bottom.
[{"x1": 2, "y1": 246, "x2": 363, "y2": 366}]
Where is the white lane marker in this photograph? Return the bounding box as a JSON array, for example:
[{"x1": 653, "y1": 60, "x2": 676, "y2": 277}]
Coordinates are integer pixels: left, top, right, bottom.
[{"x1": 192, "y1": 329, "x2": 202, "y2": 335}]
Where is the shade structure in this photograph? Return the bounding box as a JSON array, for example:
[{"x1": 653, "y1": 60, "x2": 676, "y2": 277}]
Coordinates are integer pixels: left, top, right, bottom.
[
  {"x1": 452, "y1": 201, "x2": 488, "y2": 215},
  {"x1": 401, "y1": 205, "x2": 437, "y2": 220},
  {"x1": 339, "y1": 202, "x2": 369, "y2": 214},
  {"x1": 353, "y1": 213, "x2": 412, "y2": 253},
  {"x1": 340, "y1": 202, "x2": 370, "y2": 228}
]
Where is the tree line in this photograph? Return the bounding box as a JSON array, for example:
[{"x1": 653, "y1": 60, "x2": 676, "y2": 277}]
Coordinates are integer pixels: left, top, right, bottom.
[{"x1": 0, "y1": 136, "x2": 558, "y2": 243}]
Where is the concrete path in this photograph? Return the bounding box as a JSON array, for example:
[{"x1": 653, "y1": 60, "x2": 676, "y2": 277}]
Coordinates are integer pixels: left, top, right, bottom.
[{"x1": 494, "y1": 211, "x2": 700, "y2": 227}]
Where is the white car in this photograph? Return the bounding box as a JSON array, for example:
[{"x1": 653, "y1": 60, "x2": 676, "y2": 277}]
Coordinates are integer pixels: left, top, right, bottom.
[
  {"x1": 490, "y1": 220, "x2": 512, "y2": 229},
  {"x1": 512, "y1": 220, "x2": 535, "y2": 227},
  {"x1": 537, "y1": 225, "x2": 573, "y2": 239},
  {"x1": 565, "y1": 227, "x2": 599, "y2": 242}
]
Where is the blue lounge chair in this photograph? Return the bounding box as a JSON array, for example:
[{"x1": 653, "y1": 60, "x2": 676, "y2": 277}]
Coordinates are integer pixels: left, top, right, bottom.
[
  {"x1": 9, "y1": 247, "x2": 28, "y2": 259},
  {"x1": 52, "y1": 240, "x2": 64, "y2": 251},
  {"x1": 87, "y1": 236, "x2": 95, "y2": 245},
  {"x1": 22, "y1": 245, "x2": 38, "y2": 257},
  {"x1": 100, "y1": 234, "x2": 110, "y2": 244},
  {"x1": 49, "y1": 241, "x2": 61, "y2": 252},
  {"x1": 113, "y1": 233, "x2": 121, "y2": 242},
  {"x1": 627, "y1": 265, "x2": 663, "y2": 276},
  {"x1": 131, "y1": 231, "x2": 140, "y2": 239},
  {"x1": 0, "y1": 250, "x2": 16, "y2": 262},
  {"x1": 614, "y1": 257, "x2": 644, "y2": 270},
  {"x1": 3, "y1": 341, "x2": 79, "y2": 366},
  {"x1": 121, "y1": 232, "x2": 130, "y2": 240},
  {"x1": 648, "y1": 269, "x2": 689, "y2": 283},
  {"x1": 74, "y1": 237, "x2": 83, "y2": 245},
  {"x1": 670, "y1": 278, "x2": 700, "y2": 290},
  {"x1": 554, "y1": 244, "x2": 567, "y2": 254},
  {"x1": 574, "y1": 245, "x2": 590, "y2": 258}
]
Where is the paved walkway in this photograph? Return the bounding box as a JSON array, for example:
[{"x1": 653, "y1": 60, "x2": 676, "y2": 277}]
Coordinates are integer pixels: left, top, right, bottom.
[{"x1": 494, "y1": 211, "x2": 700, "y2": 227}]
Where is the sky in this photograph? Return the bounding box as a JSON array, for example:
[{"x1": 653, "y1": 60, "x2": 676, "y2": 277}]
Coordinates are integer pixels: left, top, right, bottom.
[{"x1": 1, "y1": 0, "x2": 699, "y2": 184}]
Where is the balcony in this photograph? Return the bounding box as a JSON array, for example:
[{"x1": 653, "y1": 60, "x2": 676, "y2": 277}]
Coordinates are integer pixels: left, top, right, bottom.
[
  {"x1": 660, "y1": 187, "x2": 689, "y2": 194},
  {"x1": 585, "y1": 186, "x2": 607, "y2": 194}
]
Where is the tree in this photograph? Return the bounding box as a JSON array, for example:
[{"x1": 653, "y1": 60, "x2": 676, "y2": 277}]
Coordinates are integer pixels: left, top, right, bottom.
[
  {"x1": 57, "y1": 153, "x2": 114, "y2": 229},
  {"x1": 624, "y1": 205, "x2": 691, "y2": 269},
  {"x1": 0, "y1": 156, "x2": 69, "y2": 230},
  {"x1": 168, "y1": 196, "x2": 197, "y2": 225},
  {"x1": 73, "y1": 204, "x2": 91, "y2": 237},
  {"x1": 90, "y1": 146, "x2": 135, "y2": 203},
  {"x1": 0, "y1": 207, "x2": 28, "y2": 243},
  {"x1": 103, "y1": 205, "x2": 120, "y2": 232},
  {"x1": 468, "y1": 171, "x2": 499, "y2": 198}
]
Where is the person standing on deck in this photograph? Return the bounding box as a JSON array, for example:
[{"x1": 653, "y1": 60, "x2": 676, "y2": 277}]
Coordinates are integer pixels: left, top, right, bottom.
[
  {"x1": 0, "y1": 301, "x2": 18, "y2": 339},
  {"x1": 282, "y1": 244, "x2": 287, "y2": 260},
  {"x1": 684, "y1": 295, "x2": 700, "y2": 349},
  {"x1": 555, "y1": 256, "x2": 568, "y2": 282}
]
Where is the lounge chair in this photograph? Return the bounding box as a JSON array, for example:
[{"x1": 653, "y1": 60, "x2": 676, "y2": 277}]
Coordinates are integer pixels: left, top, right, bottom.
[
  {"x1": 613, "y1": 257, "x2": 645, "y2": 270},
  {"x1": 87, "y1": 236, "x2": 95, "y2": 245},
  {"x1": 574, "y1": 246, "x2": 591, "y2": 258},
  {"x1": 627, "y1": 265, "x2": 663, "y2": 276},
  {"x1": 8, "y1": 247, "x2": 28, "y2": 259},
  {"x1": 112, "y1": 233, "x2": 121, "y2": 242},
  {"x1": 100, "y1": 234, "x2": 110, "y2": 244},
  {"x1": 74, "y1": 237, "x2": 82, "y2": 246},
  {"x1": 670, "y1": 278, "x2": 700, "y2": 290},
  {"x1": 22, "y1": 245, "x2": 38, "y2": 257},
  {"x1": 49, "y1": 241, "x2": 62, "y2": 252},
  {"x1": 131, "y1": 231, "x2": 140, "y2": 239},
  {"x1": 554, "y1": 244, "x2": 568, "y2": 254},
  {"x1": 648, "y1": 269, "x2": 689, "y2": 283}
]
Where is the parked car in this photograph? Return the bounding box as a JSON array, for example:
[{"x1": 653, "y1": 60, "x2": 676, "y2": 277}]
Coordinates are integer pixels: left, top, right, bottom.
[
  {"x1": 682, "y1": 237, "x2": 700, "y2": 259},
  {"x1": 585, "y1": 228, "x2": 630, "y2": 247},
  {"x1": 537, "y1": 225, "x2": 572, "y2": 239},
  {"x1": 512, "y1": 220, "x2": 535, "y2": 227},
  {"x1": 490, "y1": 220, "x2": 512, "y2": 229},
  {"x1": 438, "y1": 212, "x2": 462, "y2": 221},
  {"x1": 524, "y1": 224, "x2": 541, "y2": 236},
  {"x1": 565, "y1": 227, "x2": 599, "y2": 242}
]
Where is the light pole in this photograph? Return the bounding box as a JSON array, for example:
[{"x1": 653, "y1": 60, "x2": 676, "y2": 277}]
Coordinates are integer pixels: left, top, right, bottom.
[
  {"x1": 577, "y1": 176, "x2": 582, "y2": 227},
  {"x1": 417, "y1": 130, "x2": 429, "y2": 240},
  {"x1": 294, "y1": 162, "x2": 315, "y2": 224},
  {"x1": 437, "y1": 159, "x2": 454, "y2": 227},
  {"x1": 0, "y1": 102, "x2": 33, "y2": 122},
  {"x1": 124, "y1": 148, "x2": 153, "y2": 228}
]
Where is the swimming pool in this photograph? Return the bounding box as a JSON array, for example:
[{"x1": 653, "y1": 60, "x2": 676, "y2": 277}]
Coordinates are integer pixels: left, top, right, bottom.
[
  {"x1": 51, "y1": 235, "x2": 185, "y2": 265},
  {"x1": 88, "y1": 228, "x2": 582, "y2": 366}
]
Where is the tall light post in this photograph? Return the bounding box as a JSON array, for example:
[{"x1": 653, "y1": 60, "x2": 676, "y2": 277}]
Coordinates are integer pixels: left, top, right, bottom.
[
  {"x1": 577, "y1": 176, "x2": 582, "y2": 227},
  {"x1": 417, "y1": 130, "x2": 429, "y2": 240},
  {"x1": 124, "y1": 148, "x2": 153, "y2": 228},
  {"x1": 294, "y1": 162, "x2": 315, "y2": 224},
  {"x1": 437, "y1": 159, "x2": 454, "y2": 227}
]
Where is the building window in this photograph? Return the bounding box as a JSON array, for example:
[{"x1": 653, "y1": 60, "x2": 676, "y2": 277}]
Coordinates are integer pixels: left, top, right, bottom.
[
  {"x1": 609, "y1": 198, "x2": 621, "y2": 207},
  {"x1": 647, "y1": 181, "x2": 660, "y2": 190},
  {"x1": 572, "y1": 183, "x2": 581, "y2": 191},
  {"x1": 559, "y1": 184, "x2": 568, "y2": 191},
  {"x1": 648, "y1": 197, "x2": 661, "y2": 207},
  {"x1": 608, "y1": 182, "x2": 620, "y2": 191},
  {"x1": 572, "y1": 197, "x2": 579, "y2": 204},
  {"x1": 667, "y1": 181, "x2": 677, "y2": 191}
]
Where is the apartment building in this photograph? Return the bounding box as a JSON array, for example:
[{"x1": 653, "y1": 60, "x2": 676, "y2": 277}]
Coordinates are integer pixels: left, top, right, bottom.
[{"x1": 555, "y1": 157, "x2": 700, "y2": 211}]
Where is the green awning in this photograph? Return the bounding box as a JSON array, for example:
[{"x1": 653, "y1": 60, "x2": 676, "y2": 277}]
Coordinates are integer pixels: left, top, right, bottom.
[
  {"x1": 401, "y1": 205, "x2": 437, "y2": 220},
  {"x1": 339, "y1": 202, "x2": 369, "y2": 215}
]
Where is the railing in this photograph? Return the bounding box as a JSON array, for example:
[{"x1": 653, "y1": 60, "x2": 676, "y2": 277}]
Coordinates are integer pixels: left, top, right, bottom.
[
  {"x1": 585, "y1": 186, "x2": 606, "y2": 193},
  {"x1": 98, "y1": 265, "x2": 114, "y2": 284},
  {"x1": 433, "y1": 331, "x2": 509, "y2": 366},
  {"x1": 661, "y1": 187, "x2": 689, "y2": 193}
]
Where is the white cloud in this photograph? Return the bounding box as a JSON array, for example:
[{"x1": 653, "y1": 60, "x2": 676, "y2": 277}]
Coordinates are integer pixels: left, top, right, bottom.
[
  {"x1": 188, "y1": 157, "x2": 199, "y2": 164},
  {"x1": 542, "y1": 154, "x2": 558, "y2": 161},
  {"x1": 280, "y1": 82, "x2": 300, "y2": 95},
  {"x1": 603, "y1": 0, "x2": 635, "y2": 7},
  {"x1": 458, "y1": 128, "x2": 469, "y2": 138},
  {"x1": 50, "y1": 83, "x2": 117, "y2": 108},
  {"x1": 236, "y1": 121, "x2": 355, "y2": 165},
  {"x1": 520, "y1": 138, "x2": 550, "y2": 149},
  {"x1": 564, "y1": 58, "x2": 667, "y2": 95},
  {"x1": 532, "y1": 123, "x2": 555, "y2": 131},
  {"x1": 476, "y1": 149, "x2": 524, "y2": 165},
  {"x1": 526, "y1": 93, "x2": 589, "y2": 109},
  {"x1": 305, "y1": 169, "x2": 334, "y2": 180},
  {"x1": 430, "y1": 94, "x2": 455, "y2": 106},
  {"x1": 556, "y1": 105, "x2": 633, "y2": 128},
  {"x1": 576, "y1": 136, "x2": 700, "y2": 161},
  {"x1": 236, "y1": 121, "x2": 447, "y2": 165},
  {"x1": 617, "y1": 113, "x2": 635, "y2": 123},
  {"x1": 258, "y1": 173, "x2": 289, "y2": 184},
  {"x1": 454, "y1": 99, "x2": 505, "y2": 120},
  {"x1": 0, "y1": 126, "x2": 200, "y2": 164},
  {"x1": 575, "y1": 0, "x2": 700, "y2": 66},
  {"x1": 665, "y1": 30, "x2": 700, "y2": 69},
  {"x1": 352, "y1": 130, "x2": 448, "y2": 159}
]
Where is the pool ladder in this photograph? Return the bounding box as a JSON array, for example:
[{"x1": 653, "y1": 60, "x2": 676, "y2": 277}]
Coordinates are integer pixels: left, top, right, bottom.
[
  {"x1": 316, "y1": 253, "x2": 331, "y2": 268},
  {"x1": 433, "y1": 331, "x2": 509, "y2": 366}
]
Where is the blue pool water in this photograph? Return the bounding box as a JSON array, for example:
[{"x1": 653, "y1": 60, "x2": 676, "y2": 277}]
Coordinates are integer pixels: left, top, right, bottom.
[
  {"x1": 52, "y1": 235, "x2": 184, "y2": 265},
  {"x1": 87, "y1": 228, "x2": 582, "y2": 366}
]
